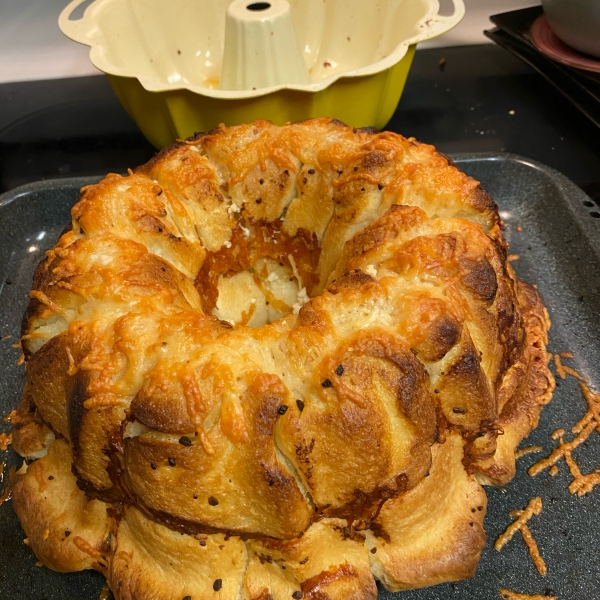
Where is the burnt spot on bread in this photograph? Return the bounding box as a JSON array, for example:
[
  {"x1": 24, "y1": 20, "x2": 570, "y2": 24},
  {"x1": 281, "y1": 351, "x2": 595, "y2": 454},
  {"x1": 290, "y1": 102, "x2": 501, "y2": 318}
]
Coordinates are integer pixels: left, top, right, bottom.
[
  {"x1": 369, "y1": 521, "x2": 391, "y2": 543},
  {"x1": 360, "y1": 150, "x2": 388, "y2": 173},
  {"x1": 461, "y1": 259, "x2": 498, "y2": 303},
  {"x1": 469, "y1": 184, "x2": 497, "y2": 215},
  {"x1": 322, "y1": 473, "x2": 409, "y2": 522},
  {"x1": 328, "y1": 270, "x2": 374, "y2": 294},
  {"x1": 67, "y1": 375, "x2": 88, "y2": 456},
  {"x1": 354, "y1": 126, "x2": 379, "y2": 135},
  {"x1": 413, "y1": 316, "x2": 461, "y2": 363},
  {"x1": 332, "y1": 522, "x2": 366, "y2": 543},
  {"x1": 300, "y1": 563, "x2": 359, "y2": 599},
  {"x1": 448, "y1": 347, "x2": 480, "y2": 378},
  {"x1": 437, "y1": 334, "x2": 498, "y2": 432}
]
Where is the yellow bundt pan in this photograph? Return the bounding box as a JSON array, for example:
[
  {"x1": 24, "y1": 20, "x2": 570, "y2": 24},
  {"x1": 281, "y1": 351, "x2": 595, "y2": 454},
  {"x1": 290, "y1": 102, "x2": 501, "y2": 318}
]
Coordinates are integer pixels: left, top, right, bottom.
[{"x1": 59, "y1": 0, "x2": 464, "y2": 148}]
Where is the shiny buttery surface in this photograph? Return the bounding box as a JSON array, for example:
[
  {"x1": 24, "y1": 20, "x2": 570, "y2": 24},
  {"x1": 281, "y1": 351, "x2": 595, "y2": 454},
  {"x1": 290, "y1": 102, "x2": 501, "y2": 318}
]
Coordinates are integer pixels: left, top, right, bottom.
[{"x1": 1, "y1": 154, "x2": 600, "y2": 598}]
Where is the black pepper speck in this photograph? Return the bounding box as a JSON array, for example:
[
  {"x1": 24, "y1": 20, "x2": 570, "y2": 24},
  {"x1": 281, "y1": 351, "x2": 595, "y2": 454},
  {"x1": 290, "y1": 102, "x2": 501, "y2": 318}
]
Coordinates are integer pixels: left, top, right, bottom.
[
  {"x1": 208, "y1": 496, "x2": 219, "y2": 506},
  {"x1": 296, "y1": 399, "x2": 305, "y2": 412},
  {"x1": 213, "y1": 579, "x2": 222, "y2": 591},
  {"x1": 321, "y1": 379, "x2": 333, "y2": 388},
  {"x1": 168, "y1": 457, "x2": 176, "y2": 467},
  {"x1": 179, "y1": 436, "x2": 192, "y2": 446},
  {"x1": 278, "y1": 405, "x2": 288, "y2": 415},
  {"x1": 335, "y1": 365, "x2": 344, "y2": 376}
]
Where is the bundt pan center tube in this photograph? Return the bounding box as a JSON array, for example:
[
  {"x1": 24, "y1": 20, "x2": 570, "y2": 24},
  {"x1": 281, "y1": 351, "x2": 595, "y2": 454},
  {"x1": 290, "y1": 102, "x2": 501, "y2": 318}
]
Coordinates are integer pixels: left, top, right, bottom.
[{"x1": 11, "y1": 119, "x2": 554, "y2": 599}]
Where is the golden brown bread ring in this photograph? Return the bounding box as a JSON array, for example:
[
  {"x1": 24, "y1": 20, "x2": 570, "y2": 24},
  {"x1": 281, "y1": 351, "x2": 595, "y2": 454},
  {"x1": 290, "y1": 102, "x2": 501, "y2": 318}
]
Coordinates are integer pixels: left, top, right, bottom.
[{"x1": 12, "y1": 118, "x2": 554, "y2": 598}]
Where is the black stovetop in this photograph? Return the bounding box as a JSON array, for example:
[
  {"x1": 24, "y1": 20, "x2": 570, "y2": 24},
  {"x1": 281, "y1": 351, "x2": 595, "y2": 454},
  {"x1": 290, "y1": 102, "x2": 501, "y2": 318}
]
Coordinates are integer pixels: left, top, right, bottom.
[{"x1": 1, "y1": 44, "x2": 599, "y2": 200}]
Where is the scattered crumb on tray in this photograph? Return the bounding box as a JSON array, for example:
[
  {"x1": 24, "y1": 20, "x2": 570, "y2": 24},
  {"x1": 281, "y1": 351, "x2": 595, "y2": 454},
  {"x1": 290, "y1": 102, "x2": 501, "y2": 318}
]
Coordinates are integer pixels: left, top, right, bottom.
[
  {"x1": 529, "y1": 381, "x2": 600, "y2": 496},
  {"x1": 516, "y1": 446, "x2": 543, "y2": 459},
  {"x1": 553, "y1": 354, "x2": 587, "y2": 381},
  {"x1": 495, "y1": 497, "x2": 546, "y2": 576}
]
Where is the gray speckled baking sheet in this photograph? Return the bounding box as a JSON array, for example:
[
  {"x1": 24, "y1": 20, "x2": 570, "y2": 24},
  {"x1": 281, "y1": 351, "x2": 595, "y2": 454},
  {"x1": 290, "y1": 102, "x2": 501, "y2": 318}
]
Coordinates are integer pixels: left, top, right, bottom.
[{"x1": 1, "y1": 154, "x2": 600, "y2": 600}]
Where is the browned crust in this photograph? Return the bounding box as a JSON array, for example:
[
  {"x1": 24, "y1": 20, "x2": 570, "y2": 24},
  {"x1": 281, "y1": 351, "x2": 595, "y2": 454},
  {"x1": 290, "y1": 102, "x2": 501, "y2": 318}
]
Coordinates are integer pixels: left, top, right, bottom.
[
  {"x1": 471, "y1": 280, "x2": 555, "y2": 485},
  {"x1": 11, "y1": 118, "x2": 554, "y2": 598}
]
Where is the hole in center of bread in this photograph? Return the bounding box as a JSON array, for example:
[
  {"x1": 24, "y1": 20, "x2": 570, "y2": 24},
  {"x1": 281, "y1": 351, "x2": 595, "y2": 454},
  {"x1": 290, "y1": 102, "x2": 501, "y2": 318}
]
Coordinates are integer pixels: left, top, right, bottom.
[{"x1": 194, "y1": 221, "x2": 320, "y2": 328}]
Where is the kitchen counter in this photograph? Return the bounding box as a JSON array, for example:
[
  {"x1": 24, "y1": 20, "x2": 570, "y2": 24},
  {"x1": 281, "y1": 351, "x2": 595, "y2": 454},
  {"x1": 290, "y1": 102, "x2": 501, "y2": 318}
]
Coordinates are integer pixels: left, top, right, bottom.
[{"x1": 0, "y1": 44, "x2": 599, "y2": 200}]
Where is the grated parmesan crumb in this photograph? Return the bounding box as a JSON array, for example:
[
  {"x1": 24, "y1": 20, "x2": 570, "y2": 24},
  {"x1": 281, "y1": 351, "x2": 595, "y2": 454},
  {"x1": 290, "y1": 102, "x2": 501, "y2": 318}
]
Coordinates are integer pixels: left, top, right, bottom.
[
  {"x1": 515, "y1": 445, "x2": 543, "y2": 459},
  {"x1": 495, "y1": 497, "x2": 546, "y2": 576},
  {"x1": 292, "y1": 287, "x2": 310, "y2": 315},
  {"x1": 227, "y1": 202, "x2": 241, "y2": 217},
  {"x1": 364, "y1": 264, "x2": 377, "y2": 277}
]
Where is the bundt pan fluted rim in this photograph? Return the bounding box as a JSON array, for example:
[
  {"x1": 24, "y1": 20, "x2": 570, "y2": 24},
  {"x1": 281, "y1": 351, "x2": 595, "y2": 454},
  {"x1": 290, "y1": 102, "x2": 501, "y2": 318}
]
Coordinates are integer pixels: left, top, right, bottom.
[{"x1": 59, "y1": 0, "x2": 465, "y2": 99}]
